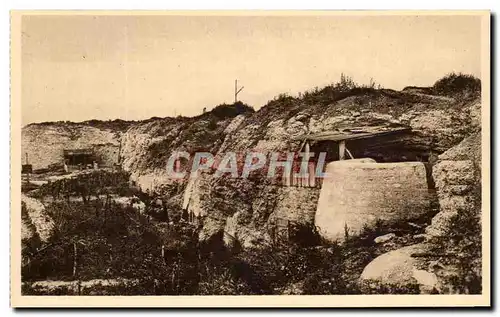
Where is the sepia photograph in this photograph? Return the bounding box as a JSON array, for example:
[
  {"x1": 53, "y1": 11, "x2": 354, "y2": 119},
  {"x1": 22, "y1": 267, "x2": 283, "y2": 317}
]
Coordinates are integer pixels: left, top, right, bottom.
[{"x1": 10, "y1": 11, "x2": 490, "y2": 307}]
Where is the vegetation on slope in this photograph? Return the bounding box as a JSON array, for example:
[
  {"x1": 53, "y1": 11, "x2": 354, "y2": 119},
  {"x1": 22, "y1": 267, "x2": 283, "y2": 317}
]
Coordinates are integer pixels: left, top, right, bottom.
[
  {"x1": 26, "y1": 119, "x2": 137, "y2": 132},
  {"x1": 241, "y1": 72, "x2": 480, "y2": 137},
  {"x1": 426, "y1": 205, "x2": 482, "y2": 294},
  {"x1": 432, "y1": 72, "x2": 481, "y2": 99}
]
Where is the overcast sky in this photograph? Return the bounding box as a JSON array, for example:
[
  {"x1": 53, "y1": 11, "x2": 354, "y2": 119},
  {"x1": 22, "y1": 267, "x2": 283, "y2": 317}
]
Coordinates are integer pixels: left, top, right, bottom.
[{"x1": 21, "y1": 14, "x2": 482, "y2": 125}]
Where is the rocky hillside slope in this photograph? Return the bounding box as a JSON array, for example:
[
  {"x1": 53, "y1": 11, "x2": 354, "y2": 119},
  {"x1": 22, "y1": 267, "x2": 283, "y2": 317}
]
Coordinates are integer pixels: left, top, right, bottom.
[{"x1": 22, "y1": 76, "x2": 482, "y2": 249}]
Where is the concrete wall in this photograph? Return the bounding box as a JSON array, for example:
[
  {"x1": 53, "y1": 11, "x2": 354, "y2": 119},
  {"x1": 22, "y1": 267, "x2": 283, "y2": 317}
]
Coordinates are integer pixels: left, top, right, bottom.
[
  {"x1": 315, "y1": 159, "x2": 431, "y2": 242},
  {"x1": 271, "y1": 186, "x2": 320, "y2": 224},
  {"x1": 93, "y1": 143, "x2": 120, "y2": 167},
  {"x1": 22, "y1": 124, "x2": 121, "y2": 170}
]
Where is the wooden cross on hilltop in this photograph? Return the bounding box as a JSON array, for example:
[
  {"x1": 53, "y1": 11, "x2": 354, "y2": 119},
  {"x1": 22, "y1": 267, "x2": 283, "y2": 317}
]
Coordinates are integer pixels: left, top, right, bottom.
[{"x1": 234, "y1": 79, "x2": 244, "y2": 103}]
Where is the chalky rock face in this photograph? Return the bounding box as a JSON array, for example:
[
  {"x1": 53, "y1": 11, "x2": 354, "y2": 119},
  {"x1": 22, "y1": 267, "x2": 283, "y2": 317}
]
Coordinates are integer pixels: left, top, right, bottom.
[
  {"x1": 21, "y1": 194, "x2": 54, "y2": 243},
  {"x1": 425, "y1": 132, "x2": 481, "y2": 238},
  {"x1": 315, "y1": 159, "x2": 431, "y2": 242}
]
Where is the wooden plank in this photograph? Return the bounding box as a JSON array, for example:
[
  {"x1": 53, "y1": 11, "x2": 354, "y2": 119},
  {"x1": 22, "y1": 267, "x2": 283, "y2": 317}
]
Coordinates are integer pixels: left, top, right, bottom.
[
  {"x1": 308, "y1": 163, "x2": 315, "y2": 187},
  {"x1": 304, "y1": 142, "x2": 310, "y2": 187},
  {"x1": 302, "y1": 167, "x2": 308, "y2": 188},
  {"x1": 346, "y1": 147, "x2": 355, "y2": 159},
  {"x1": 292, "y1": 127, "x2": 411, "y2": 142},
  {"x1": 73, "y1": 243, "x2": 77, "y2": 277},
  {"x1": 339, "y1": 140, "x2": 346, "y2": 160},
  {"x1": 283, "y1": 169, "x2": 291, "y2": 187}
]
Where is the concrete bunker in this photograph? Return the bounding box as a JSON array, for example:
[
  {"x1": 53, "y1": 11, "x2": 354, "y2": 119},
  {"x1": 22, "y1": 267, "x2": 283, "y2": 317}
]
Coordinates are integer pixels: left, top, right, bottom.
[
  {"x1": 22, "y1": 153, "x2": 33, "y2": 174},
  {"x1": 293, "y1": 125, "x2": 436, "y2": 242},
  {"x1": 293, "y1": 126, "x2": 428, "y2": 163},
  {"x1": 315, "y1": 159, "x2": 431, "y2": 241},
  {"x1": 63, "y1": 148, "x2": 96, "y2": 171}
]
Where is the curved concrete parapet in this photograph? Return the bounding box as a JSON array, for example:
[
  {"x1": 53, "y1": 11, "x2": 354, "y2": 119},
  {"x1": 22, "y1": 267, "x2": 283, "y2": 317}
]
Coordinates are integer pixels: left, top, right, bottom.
[{"x1": 315, "y1": 159, "x2": 430, "y2": 242}]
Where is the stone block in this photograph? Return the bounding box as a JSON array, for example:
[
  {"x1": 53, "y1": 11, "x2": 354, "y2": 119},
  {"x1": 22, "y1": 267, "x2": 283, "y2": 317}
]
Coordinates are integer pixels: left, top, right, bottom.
[{"x1": 315, "y1": 160, "x2": 431, "y2": 242}]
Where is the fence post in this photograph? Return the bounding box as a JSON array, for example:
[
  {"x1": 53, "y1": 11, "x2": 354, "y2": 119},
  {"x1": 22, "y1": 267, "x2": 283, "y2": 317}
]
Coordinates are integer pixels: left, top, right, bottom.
[
  {"x1": 161, "y1": 245, "x2": 165, "y2": 265},
  {"x1": 73, "y1": 242, "x2": 77, "y2": 277},
  {"x1": 309, "y1": 162, "x2": 316, "y2": 188},
  {"x1": 339, "y1": 140, "x2": 346, "y2": 160},
  {"x1": 271, "y1": 224, "x2": 275, "y2": 244},
  {"x1": 287, "y1": 220, "x2": 291, "y2": 242}
]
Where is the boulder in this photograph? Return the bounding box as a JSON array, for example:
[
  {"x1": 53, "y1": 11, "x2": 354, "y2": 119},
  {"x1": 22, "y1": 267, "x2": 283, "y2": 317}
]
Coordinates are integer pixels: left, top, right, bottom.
[
  {"x1": 360, "y1": 244, "x2": 439, "y2": 294},
  {"x1": 374, "y1": 233, "x2": 396, "y2": 244},
  {"x1": 425, "y1": 210, "x2": 458, "y2": 238}
]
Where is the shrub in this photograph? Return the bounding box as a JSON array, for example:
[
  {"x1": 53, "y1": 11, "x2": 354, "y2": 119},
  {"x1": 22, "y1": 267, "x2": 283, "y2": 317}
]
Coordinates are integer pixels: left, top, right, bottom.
[
  {"x1": 301, "y1": 73, "x2": 380, "y2": 106},
  {"x1": 210, "y1": 101, "x2": 254, "y2": 119},
  {"x1": 432, "y1": 72, "x2": 481, "y2": 99},
  {"x1": 197, "y1": 266, "x2": 252, "y2": 295}
]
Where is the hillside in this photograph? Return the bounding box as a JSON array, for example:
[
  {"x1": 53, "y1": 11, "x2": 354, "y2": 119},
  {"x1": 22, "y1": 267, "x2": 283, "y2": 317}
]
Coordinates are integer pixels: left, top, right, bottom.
[
  {"x1": 22, "y1": 75, "x2": 481, "y2": 242},
  {"x1": 21, "y1": 74, "x2": 483, "y2": 294}
]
